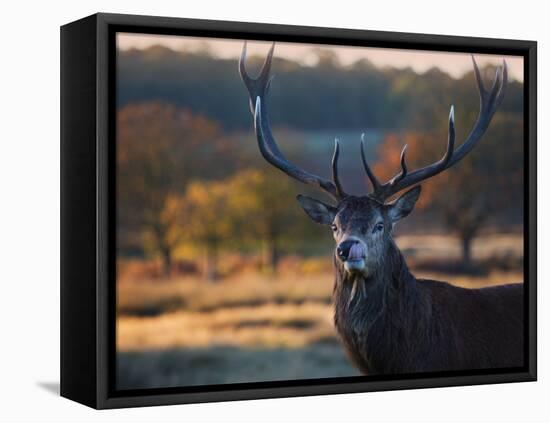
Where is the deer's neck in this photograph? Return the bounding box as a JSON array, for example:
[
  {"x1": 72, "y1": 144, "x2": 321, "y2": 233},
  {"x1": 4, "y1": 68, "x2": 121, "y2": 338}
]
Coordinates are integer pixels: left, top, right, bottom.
[
  {"x1": 333, "y1": 240, "x2": 416, "y2": 309},
  {"x1": 332, "y1": 241, "x2": 431, "y2": 373}
]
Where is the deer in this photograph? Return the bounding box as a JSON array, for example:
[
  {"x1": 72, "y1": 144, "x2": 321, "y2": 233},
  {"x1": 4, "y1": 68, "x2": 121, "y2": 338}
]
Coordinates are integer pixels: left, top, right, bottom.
[{"x1": 239, "y1": 43, "x2": 524, "y2": 374}]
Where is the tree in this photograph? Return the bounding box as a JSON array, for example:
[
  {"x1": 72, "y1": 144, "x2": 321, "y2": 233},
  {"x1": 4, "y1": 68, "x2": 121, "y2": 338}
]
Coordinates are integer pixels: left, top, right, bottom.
[
  {"x1": 140, "y1": 195, "x2": 186, "y2": 275},
  {"x1": 118, "y1": 46, "x2": 524, "y2": 131},
  {"x1": 226, "y1": 168, "x2": 304, "y2": 273},
  {"x1": 182, "y1": 180, "x2": 233, "y2": 281},
  {"x1": 373, "y1": 112, "x2": 523, "y2": 267},
  {"x1": 117, "y1": 102, "x2": 226, "y2": 275},
  {"x1": 180, "y1": 167, "x2": 330, "y2": 279}
]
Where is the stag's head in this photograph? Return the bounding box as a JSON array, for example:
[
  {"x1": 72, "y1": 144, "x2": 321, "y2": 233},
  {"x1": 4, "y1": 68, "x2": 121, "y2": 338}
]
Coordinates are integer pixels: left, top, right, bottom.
[
  {"x1": 239, "y1": 42, "x2": 507, "y2": 278},
  {"x1": 297, "y1": 188, "x2": 420, "y2": 277}
]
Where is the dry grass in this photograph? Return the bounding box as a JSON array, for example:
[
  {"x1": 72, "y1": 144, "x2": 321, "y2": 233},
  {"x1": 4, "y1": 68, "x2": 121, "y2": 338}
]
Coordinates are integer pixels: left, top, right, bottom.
[
  {"x1": 116, "y1": 233, "x2": 523, "y2": 388},
  {"x1": 117, "y1": 271, "x2": 334, "y2": 316},
  {"x1": 396, "y1": 233, "x2": 523, "y2": 262},
  {"x1": 118, "y1": 301, "x2": 336, "y2": 351},
  {"x1": 116, "y1": 268, "x2": 522, "y2": 352},
  {"x1": 118, "y1": 344, "x2": 359, "y2": 389}
]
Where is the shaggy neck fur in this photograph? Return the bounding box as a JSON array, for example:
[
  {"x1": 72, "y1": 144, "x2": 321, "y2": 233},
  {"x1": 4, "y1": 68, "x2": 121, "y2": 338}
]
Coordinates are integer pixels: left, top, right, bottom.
[{"x1": 332, "y1": 239, "x2": 434, "y2": 374}]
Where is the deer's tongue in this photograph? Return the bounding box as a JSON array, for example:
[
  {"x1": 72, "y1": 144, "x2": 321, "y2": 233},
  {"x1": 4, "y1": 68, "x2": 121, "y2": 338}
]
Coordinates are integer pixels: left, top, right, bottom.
[{"x1": 348, "y1": 243, "x2": 365, "y2": 261}]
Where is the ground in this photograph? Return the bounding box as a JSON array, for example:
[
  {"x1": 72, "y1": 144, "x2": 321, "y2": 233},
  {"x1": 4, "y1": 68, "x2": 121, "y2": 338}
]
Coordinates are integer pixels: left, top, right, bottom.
[{"x1": 116, "y1": 232, "x2": 523, "y2": 389}]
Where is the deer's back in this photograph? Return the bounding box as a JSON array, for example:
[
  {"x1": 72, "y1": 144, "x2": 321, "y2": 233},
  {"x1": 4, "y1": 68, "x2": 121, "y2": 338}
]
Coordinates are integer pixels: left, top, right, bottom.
[{"x1": 418, "y1": 279, "x2": 524, "y2": 371}]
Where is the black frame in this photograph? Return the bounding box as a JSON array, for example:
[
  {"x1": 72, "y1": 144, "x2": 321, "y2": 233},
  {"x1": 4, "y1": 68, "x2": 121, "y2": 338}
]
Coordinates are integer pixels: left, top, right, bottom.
[{"x1": 61, "y1": 12, "x2": 537, "y2": 409}]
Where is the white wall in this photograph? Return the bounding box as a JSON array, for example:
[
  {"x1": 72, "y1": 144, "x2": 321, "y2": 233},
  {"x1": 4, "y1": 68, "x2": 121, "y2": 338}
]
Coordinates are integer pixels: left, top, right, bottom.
[{"x1": 0, "y1": 0, "x2": 546, "y2": 421}]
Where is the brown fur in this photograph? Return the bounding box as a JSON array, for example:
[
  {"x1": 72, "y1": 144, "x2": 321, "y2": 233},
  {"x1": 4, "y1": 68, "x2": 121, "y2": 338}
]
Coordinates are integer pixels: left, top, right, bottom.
[
  {"x1": 304, "y1": 194, "x2": 524, "y2": 374},
  {"x1": 239, "y1": 44, "x2": 521, "y2": 375}
]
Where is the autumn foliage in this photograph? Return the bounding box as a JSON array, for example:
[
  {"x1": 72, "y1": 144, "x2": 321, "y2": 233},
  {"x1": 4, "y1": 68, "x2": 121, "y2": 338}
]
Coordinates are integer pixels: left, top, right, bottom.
[
  {"x1": 117, "y1": 103, "x2": 326, "y2": 278},
  {"x1": 373, "y1": 112, "x2": 523, "y2": 264}
]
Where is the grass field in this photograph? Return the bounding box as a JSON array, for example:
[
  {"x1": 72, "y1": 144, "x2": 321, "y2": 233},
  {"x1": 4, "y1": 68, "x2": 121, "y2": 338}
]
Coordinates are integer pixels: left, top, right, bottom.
[
  {"x1": 117, "y1": 344, "x2": 358, "y2": 389},
  {"x1": 116, "y1": 232, "x2": 523, "y2": 390}
]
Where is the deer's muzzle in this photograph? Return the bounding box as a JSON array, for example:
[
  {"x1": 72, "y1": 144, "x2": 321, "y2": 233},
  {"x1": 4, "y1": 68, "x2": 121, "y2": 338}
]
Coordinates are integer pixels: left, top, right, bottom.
[
  {"x1": 336, "y1": 239, "x2": 367, "y2": 273},
  {"x1": 337, "y1": 240, "x2": 366, "y2": 260}
]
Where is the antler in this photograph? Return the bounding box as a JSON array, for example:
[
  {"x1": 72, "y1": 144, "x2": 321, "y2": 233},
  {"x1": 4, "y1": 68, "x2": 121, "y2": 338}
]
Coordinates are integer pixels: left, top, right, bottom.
[
  {"x1": 239, "y1": 42, "x2": 346, "y2": 201},
  {"x1": 362, "y1": 57, "x2": 508, "y2": 201}
]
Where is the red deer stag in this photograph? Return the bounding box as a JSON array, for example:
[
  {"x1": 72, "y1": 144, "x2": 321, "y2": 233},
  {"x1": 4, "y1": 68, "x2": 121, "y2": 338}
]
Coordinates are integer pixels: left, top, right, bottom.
[{"x1": 239, "y1": 43, "x2": 523, "y2": 374}]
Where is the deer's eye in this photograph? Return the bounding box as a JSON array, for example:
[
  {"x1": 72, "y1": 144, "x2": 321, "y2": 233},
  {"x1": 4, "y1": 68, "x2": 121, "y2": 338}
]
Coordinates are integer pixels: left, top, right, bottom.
[
  {"x1": 373, "y1": 222, "x2": 384, "y2": 233},
  {"x1": 331, "y1": 223, "x2": 338, "y2": 232}
]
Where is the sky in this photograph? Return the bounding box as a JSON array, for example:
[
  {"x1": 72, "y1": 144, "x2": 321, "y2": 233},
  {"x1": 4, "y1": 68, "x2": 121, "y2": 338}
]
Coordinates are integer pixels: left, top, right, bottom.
[{"x1": 117, "y1": 33, "x2": 524, "y2": 82}]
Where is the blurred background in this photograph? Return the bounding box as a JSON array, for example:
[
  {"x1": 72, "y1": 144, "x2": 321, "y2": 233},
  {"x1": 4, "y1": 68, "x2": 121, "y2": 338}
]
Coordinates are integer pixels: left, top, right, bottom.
[{"x1": 115, "y1": 35, "x2": 524, "y2": 390}]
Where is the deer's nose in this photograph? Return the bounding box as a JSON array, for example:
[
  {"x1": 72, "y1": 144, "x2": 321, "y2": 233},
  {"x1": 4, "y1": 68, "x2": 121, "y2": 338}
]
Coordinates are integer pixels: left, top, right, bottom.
[{"x1": 337, "y1": 240, "x2": 359, "y2": 261}]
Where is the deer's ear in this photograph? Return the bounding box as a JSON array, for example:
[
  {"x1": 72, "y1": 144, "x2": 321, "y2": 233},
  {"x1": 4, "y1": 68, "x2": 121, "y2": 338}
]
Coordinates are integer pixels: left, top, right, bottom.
[
  {"x1": 387, "y1": 186, "x2": 421, "y2": 223},
  {"x1": 296, "y1": 195, "x2": 337, "y2": 225}
]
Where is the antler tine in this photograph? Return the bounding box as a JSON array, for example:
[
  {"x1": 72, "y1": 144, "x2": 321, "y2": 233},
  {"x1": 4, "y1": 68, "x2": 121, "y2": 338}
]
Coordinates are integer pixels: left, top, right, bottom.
[
  {"x1": 472, "y1": 56, "x2": 487, "y2": 99},
  {"x1": 254, "y1": 99, "x2": 344, "y2": 200},
  {"x1": 239, "y1": 41, "x2": 275, "y2": 88},
  {"x1": 368, "y1": 57, "x2": 505, "y2": 201},
  {"x1": 444, "y1": 105, "x2": 456, "y2": 166},
  {"x1": 239, "y1": 41, "x2": 276, "y2": 115},
  {"x1": 332, "y1": 139, "x2": 346, "y2": 199},
  {"x1": 360, "y1": 133, "x2": 382, "y2": 192},
  {"x1": 392, "y1": 144, "x2": 409, "y2": 184},
  {"x1": 239, "y1": 41, "x2": 252, "y2": 85},
  {"x1": 374, "y1": 104, "x2": 455, "y2": 199},
  {"x1": 242, "y1": 43, "x2": 346, "y2": 201},
  {"x1": 472, "y1": 56, "x2": 508, "y2": 112},
  {"x1": 494, "y1": 60, "x2": 508, "y2": 110},
  {"x1": 487, "y1": 65, "x2": 502, "y2": 108},
  {"x1": 259, "y1": 43, "x2": 275, "y2": 82},
  {"x1": 438, "y1": 58, "x2": 506, "y2": 166}
]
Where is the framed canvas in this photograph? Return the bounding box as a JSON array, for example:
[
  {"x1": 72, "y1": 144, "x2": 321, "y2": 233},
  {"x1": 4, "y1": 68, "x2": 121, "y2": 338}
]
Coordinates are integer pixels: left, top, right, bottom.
[{"x1": 60, "y1": 13, "x2": 537, "y2": 409}]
